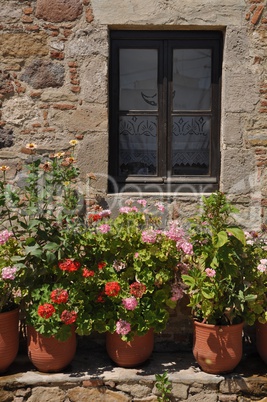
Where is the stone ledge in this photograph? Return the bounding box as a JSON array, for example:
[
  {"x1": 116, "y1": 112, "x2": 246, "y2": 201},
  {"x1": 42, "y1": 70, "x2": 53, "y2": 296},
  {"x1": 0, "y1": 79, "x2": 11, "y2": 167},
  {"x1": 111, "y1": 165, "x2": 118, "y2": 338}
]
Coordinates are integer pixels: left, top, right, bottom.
[{"x1": 0, "y1": 339, "x2": 267, "y2": 401}]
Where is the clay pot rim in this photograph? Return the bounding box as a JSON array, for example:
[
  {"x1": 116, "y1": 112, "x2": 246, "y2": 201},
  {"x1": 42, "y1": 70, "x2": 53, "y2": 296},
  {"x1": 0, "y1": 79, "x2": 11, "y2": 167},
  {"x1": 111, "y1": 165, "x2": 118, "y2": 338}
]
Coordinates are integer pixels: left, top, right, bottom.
[
  {"x1": 193, "y1": 320, "x2": 244, "y2": 330},
  {"x1": 0, "y1": 307, "x2": 19, "y2": 316}
]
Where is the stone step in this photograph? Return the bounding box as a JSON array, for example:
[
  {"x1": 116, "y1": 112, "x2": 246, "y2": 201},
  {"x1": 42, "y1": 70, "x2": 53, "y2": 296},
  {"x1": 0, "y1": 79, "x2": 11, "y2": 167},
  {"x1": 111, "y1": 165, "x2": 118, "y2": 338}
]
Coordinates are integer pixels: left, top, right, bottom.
[{"x1": 0, "y1": 339, "x2": 266, "y2": 402}]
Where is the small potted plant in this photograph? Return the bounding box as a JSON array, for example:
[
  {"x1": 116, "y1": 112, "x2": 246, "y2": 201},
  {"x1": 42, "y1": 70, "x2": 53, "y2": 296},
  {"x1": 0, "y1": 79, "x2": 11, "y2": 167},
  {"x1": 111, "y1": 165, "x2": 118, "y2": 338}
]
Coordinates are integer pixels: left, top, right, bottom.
[
  {"x1": 181, "y1": 191, "x2": 257, "y2": 374},
  {"x1": 0, "y1": 228, "x2": 23, "y2": 372},
  {"x1": 81, "y1": 199, "x2": 192, "y2": 367},
  {"x1": 243, "y1": 229, "x2": 267, "y2": 364}
]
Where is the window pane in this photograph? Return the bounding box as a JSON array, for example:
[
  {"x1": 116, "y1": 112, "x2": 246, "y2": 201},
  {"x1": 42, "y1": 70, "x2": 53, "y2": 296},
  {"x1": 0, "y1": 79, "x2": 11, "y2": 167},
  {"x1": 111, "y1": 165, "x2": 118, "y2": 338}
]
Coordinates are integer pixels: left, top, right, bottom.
[
  {"x1": 119, "y1": 49, "x2": 158, "y2": 111},
  {"x1": 172, "y1": 116, "x2": 210, "y2": 175},
  {"x1": 173, "y1": 49, "x2": 211, "y2": 111},
  {"x1": 119, "y1": 116, "x2": 157, "y2": 175}
]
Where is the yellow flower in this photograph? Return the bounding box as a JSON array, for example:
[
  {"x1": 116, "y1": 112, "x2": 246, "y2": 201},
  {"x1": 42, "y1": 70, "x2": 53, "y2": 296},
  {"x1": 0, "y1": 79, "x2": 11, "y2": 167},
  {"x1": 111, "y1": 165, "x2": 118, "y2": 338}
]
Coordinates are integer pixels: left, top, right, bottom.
[
  {"x1": 69, "y1": 140, "x2": 78, "y2": 146},
  {"x1": 0, "y1": 165, "x2": 10, "y2": 172},
  {"x1": 26, "y1": 143, "x2": 37, "y2": 149},
  {"x1": 54, "y1": 152, "x2": 65, "y2": 158}
]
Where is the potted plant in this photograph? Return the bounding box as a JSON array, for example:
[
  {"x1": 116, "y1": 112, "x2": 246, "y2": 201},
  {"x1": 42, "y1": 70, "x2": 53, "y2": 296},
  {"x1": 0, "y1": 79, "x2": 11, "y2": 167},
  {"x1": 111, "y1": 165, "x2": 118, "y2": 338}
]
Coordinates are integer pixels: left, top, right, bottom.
[
  {"x1": 26, "y1": 280, "x2": 78, "y2": 372},
  {"x1": 81, "y1": 199, "x2": 192, "y2": 367},
  {"x1": 0, "y1": 141, "x2": 93, "y2": 372},
  {"x1": 0, "y1": 227, "x2": 23, "y2": 372},
  {"x1": 243, "y1": 229, "x2": 267, "y2": 364},
  {"x1": 181, "y1": 191, "x2": 257, "y2": 374}
]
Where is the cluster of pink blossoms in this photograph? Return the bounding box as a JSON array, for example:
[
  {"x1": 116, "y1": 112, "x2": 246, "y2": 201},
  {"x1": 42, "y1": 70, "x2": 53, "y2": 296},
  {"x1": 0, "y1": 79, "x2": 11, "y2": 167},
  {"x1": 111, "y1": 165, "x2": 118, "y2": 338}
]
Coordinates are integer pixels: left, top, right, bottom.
[
  {"x1": 171, "y1": 283, "x2": 184, "y2": 301},
  {"x1": 122, "y1": 296, "x2": 138, "y2": 310},
  {"x1": 164, "y1": 222, "x2": 185, "y2": 241},
  {"x1": 257, "y1": 259, "x2": 267, "y2": 273},
  {"x1": 116, "y1": 319, "x2": 131, "y2": 335},
  {"x1": 0, "y1": 230, "x2": 12, "y2": 245},
  {"x1": 205, "y1": 268, "x2": 216, "y2": 278},
  {"x1": 1, "y1": 266, "x2": 17, "y2": 280},
  {"x1": 164, "y1": 222, "x2": 193, "y2": 255},
  {"x1": 141, "y1": 229, "x2": 162, "y2": 244},
  {"x1": 119, "y1": 206, "x2": 138, "y2": 214},
  {"x1": 97, "y1": 224, "x2": 111, "y2": 234}
]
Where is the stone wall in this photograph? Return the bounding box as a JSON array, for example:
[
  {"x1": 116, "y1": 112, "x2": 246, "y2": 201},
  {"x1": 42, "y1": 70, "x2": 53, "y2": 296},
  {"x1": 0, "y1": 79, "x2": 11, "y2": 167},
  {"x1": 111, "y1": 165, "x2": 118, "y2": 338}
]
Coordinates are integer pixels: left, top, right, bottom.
[
  {"x1": 0, "y1": 0, "x2": 266, "y2": 223},
  {"x1": 0, "y1": 0, "x2": 266, "y2": 344}
]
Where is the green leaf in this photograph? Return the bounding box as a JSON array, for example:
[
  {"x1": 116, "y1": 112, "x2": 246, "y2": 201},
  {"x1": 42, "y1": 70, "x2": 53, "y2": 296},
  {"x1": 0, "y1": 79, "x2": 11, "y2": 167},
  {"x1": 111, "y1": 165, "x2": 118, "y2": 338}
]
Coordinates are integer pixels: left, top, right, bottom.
[
  {"x1": 244, "y1": 293, "x2": 258, "y2": 302},
  {"x1": 24, "y1": 245, "x2": 43, "y2": 258},
  {"x1": 181, "y1": 275, "x2": 195, "y2": 287},
  {"x1": 45, "y1": 251, "x2": 57, "y2": 265},
  {"x1": 215, "y1": 231, "x2": 228, "y2": 248},
  {"x1": 227, "y1": 227, "x2": 246, "y2": 245},
  {"x1": 43, "y1": 242, "x2": 60, "y2": 251},
  {"x1": 28, "y1": 219, "x2": 41, "y2": 230},
  {"x1": 201, "y1": 289, "x2": 215, "y2": 299}
]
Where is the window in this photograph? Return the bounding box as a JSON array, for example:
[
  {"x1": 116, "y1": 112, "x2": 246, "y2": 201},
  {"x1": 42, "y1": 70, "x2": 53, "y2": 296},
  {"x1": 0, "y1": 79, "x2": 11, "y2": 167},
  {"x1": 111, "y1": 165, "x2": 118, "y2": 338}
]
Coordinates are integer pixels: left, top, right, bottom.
[{"x1": 108, "y1": 30, "x2": 223, "y2": 193}]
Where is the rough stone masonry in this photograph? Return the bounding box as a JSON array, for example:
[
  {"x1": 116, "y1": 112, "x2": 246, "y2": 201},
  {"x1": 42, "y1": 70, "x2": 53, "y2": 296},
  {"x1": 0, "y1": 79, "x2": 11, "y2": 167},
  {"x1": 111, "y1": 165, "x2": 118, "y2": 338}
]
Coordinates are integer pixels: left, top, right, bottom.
[{"x1": 0, "y1": 0, "x2": 266, "y2": 347}]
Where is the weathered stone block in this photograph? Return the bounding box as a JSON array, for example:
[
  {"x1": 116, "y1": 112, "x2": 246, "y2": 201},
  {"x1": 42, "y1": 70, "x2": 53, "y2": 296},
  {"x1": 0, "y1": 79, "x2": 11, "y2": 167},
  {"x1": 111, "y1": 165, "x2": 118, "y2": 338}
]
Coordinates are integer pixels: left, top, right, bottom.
[
  {"x1": 80, "y1": 56, "x2": 108, "y2": 103},
  {"x1": 27, "y1": 386, "x2": 65, "y2": 402},
  {"x1": 0, "y1": 1, "x2": 22, "y2": 22},
  {"x1": 0, "y1": 34, "x2": 48, "y2": 58},
  {"x1": 0, "y1": 128, "x2": 13, "y2": 148},
  {"x1": 67, "y1": 386, "x2": 131, "y2": 401},
  {"x1": 0, "y1": 388, "x2": 14, "y2": 402},
  {"x1": 35, "y1": 0, "x2": 83, "y2": 22},
  {"x1": 20, "y1": 60, "x2": 65, "y2": 89},
  {"x1": 59, "y1": 104, "x2": 108, "y2": 133},
  {"x1": 169, "y1": 382, "x2": 189, "y2": 399},
  {"x1": 2, "y1": 96, "x2": 41, "y2": 126},
  {"x1": 67, "y1": 28, "x2": 109, "y2": 58},
  {"x1": 116, "y1": 382, "x2": 152, "y2": 398},
  {"x1": 187, "y1": 392, "x2": 218, "y2": 402}
]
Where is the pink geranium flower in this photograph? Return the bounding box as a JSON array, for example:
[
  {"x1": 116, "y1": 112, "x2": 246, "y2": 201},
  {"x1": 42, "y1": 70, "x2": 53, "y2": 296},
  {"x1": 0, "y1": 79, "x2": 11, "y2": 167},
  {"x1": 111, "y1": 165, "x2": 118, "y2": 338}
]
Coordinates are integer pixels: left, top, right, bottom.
[
  {"x1": 122, "y1": 296, "x2": 138, "y2": 310},
  {"x1": 116, "y1": 319, "x2": 131, "y2": 335}
]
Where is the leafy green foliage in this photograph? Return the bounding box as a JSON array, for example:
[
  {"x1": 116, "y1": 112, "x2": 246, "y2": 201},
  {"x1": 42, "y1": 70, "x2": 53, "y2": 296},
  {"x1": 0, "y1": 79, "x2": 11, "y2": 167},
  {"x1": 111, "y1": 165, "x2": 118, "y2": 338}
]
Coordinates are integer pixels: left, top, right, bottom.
[
  {"x1": 79, "y1": 200, "x2": 191, "y2": 341},
  {"x1": 0, "y1": 142, "x2": 90, "y2": 339},
  {"x1": 182, "y1": 191, "x2": 264, "y2": 325},
  {"x1": 155, "y1": 371, "x2": 172, "y2": 402}
]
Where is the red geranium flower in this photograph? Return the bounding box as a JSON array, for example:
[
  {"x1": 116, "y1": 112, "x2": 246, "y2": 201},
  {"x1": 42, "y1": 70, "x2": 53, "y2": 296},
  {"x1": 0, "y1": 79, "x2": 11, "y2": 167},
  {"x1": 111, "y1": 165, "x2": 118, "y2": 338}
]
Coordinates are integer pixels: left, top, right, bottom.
[
  {"x1": 98, "y1": 261, "x2": 106, "y2": 270},
  {"x1": 50, "y1": 288, "x2": 69, "y2": 304},
  {"x1": 60, "y1": 310, "x2": 77, "y2": 325},
  {"x1": 130, "y1": 282, "x2": 146, "y2": 298},
  {"x1": 88, "y1": 213, "x2": 102, "y2": 222},
  {"x1": 96, "y1": 290, "x2": 105, "y2": 303},
  {"x1": 58, "y1": 259, "x2": 81, "y2": 272},
  {"x1": 82, "y1": 268, "x2": 95, "y2": 277},
  {"x1": 37, "y1": 303, "x2": 56, "y2": 319},
  {"x1": 105, "y1": 281, "x2": 121, "y2": 297}
]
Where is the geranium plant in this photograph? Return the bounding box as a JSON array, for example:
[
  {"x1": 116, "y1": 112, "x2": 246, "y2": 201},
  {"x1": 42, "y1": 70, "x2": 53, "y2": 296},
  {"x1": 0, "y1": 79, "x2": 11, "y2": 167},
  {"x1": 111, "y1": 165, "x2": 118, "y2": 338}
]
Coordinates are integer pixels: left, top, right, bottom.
[
  {"x1": 0, "y1": 140, "x2": 89, "y2": 339},
  {"x1": 182, "y1": 191, "x2": 257, "y2": 325},
  {"x1": 80, "y1": 199, "x2": 192, "y2": 341}
]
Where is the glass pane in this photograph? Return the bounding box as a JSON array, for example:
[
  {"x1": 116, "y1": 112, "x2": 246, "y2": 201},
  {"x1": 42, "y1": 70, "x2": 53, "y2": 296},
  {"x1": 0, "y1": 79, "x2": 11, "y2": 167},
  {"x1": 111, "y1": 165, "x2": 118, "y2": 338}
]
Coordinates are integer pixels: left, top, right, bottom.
[
  {"x1": 119, "y1": 116, "x2": 157, "y2": 175},
  {"x1": 172, "y1": 116, "x2": 210, "y2": 175},
  {"x1": 173, "y1": 49, "x2": 211, "y2": 111},
  {"x1": 119, "y1": 49, "x2": 158, "y2": 111}
]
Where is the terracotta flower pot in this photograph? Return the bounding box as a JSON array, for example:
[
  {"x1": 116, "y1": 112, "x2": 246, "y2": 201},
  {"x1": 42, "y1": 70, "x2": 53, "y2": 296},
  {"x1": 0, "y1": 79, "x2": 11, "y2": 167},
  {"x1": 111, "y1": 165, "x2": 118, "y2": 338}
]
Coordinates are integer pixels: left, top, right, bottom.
[
  {"x1": 106, "y1": 328, "x2": 154, "y2": 367},
  {"x1": 256, "y1": 321, "x2": 267, "y2": 364},
  {"x1": 27, "y1": 325, "x2": 76, "y2": 372},
  {"x1": 0, "y1": 307, "x2": 19, "y2": 373},
  {"x1": 193, "y1": 321, "x2": 243, "y2": 374}
]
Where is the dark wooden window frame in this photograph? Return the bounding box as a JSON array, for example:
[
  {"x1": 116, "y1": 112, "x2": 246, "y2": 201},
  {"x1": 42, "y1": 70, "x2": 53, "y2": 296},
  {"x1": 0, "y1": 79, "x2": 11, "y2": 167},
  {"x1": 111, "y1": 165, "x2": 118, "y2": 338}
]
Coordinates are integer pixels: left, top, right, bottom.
[{"x1": 108, "y1": 30, "x2": 223, "y2": 194}]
